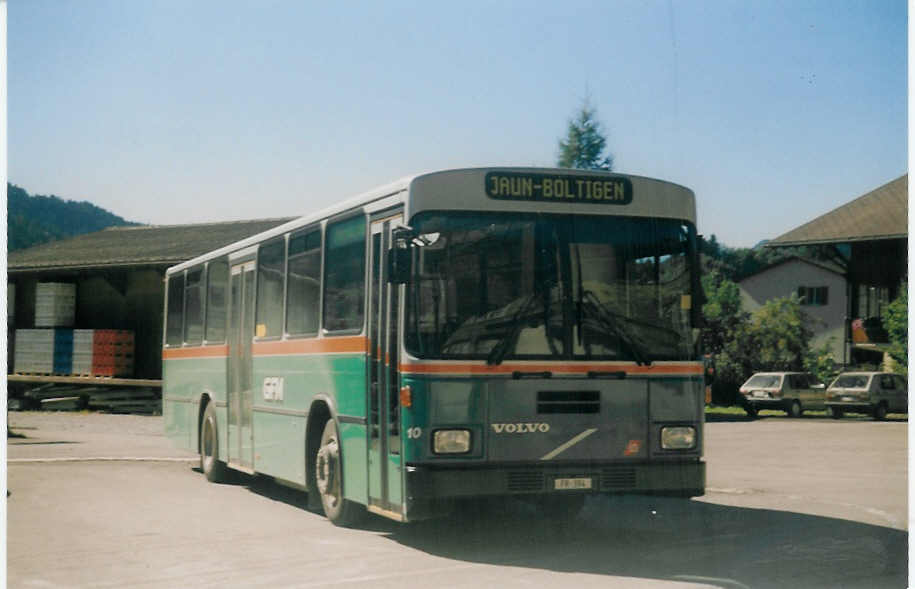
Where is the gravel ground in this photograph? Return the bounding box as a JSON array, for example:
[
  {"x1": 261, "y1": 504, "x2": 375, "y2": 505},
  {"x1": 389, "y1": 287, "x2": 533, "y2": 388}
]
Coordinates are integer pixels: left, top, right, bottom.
[
  {"x1": 7, "y1": 411, "x2": 196, "y2": 460},
  {"x1": 9, "y1": 410, "x2": 164, "y2": 435}
]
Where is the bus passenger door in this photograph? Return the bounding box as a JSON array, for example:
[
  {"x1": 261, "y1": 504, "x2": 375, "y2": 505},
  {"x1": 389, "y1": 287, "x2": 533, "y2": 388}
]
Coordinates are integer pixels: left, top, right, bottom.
[
  {"x1": 367, "y1": 214, "x2": 404, "y2": 518},
  {"x1": 228, "y1": 261, "x2": 255, "y2": 470}
]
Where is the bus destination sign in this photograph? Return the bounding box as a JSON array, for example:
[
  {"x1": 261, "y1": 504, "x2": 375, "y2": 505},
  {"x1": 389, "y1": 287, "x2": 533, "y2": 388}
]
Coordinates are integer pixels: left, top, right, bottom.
[{"x1": 485, "y1": 172, "x2": 633, "y2": 205}]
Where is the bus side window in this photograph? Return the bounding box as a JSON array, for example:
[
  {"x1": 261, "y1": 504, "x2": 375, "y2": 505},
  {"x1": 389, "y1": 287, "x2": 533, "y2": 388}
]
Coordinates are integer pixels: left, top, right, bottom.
[
  {"x1": 286, "y1": 228, "x2": 322, "y2": 336},
  {"x1": 256, "y1": 238, "x2": 287, "y2": 338},
  {"x1": 165, "y1": 273, "x2": 185, "y2": 346},
  {"x1": 184, "y1": 265, "x2": 206, "y2": 345},
  {"x1": 205, "y1": 258, "x2": 229, "y2": 343},
  {"x1": 323, "y1": 215, "x2": 366, "y2": 333}
]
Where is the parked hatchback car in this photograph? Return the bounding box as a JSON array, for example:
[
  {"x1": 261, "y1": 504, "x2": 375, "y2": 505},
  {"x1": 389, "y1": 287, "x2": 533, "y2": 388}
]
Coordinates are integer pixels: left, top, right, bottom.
[
  {"x1": 738, "y1": 372, "x2": 825, "y2": 418},
  {"x1": 825, "y1": 372, "x2": 908, "y2": 420}
]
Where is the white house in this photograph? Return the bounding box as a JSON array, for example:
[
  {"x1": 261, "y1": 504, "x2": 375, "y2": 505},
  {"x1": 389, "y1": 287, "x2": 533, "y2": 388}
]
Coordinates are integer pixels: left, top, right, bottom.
[{"x1": 738, "y1": 257, "x2": 847, "y2": 362}]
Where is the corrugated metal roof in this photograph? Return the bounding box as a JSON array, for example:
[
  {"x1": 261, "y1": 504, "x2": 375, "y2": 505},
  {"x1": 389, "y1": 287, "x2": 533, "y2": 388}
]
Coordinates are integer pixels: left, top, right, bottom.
[
  {"x1": 768, "y1": 175, "x2": 907, "y2": 246},
  {"x1": 8, "y1": 218, "x2": 296, "y2": 272}
]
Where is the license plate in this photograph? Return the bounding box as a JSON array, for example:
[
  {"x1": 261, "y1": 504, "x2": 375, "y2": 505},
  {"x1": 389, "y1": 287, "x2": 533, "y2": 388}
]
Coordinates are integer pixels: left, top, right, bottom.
[
  {"x1": 554, "y1": 477, "x2": 592, "y2": 490},
  {"x1": 753, "y1": 391, "x2": 767, "y2": 398},
  {"x1": 842, "y1": 396, "x2": 853, "y2": 402}
]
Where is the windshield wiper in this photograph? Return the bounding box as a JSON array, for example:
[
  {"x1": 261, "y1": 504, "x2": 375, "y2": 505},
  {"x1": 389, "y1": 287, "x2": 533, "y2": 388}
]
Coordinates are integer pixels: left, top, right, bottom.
[
  {"x1": 486, "y1": 294, "x2": 539, "y2": 366},
  {"x1": 580, "y1": 291, "x2": 651, "y2": 366}
]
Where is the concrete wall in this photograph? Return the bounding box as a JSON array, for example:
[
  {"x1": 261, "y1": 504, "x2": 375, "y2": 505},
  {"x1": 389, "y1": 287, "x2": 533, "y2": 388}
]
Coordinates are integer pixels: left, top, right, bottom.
[{"x1": 739, "y1": 259, "x2": 847, "y2": 362}]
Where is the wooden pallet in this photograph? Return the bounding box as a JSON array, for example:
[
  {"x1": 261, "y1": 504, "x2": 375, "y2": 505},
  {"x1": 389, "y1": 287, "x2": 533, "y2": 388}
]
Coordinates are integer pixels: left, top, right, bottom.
[{"x1": 11, "y1": 383, "x2": 162, "y2": 415}]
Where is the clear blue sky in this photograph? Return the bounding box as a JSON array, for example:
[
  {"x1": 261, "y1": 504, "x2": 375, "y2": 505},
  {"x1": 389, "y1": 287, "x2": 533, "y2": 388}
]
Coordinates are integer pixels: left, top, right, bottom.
[{"x1": 8, "y1": 0, "x2": 907, "y2": 247}]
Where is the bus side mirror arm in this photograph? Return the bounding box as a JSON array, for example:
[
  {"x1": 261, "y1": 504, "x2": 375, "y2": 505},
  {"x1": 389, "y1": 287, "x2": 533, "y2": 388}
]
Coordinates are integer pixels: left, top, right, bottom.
[{"x1": 389, "y1": 227, "x2": 414, "y2": 284}]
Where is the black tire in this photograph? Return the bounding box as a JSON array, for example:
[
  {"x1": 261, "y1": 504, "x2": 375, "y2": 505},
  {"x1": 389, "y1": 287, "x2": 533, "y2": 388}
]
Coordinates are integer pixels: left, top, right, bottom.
[
  {"x1": 744, "y1": 404, "x2": 758, "y2": 419},
  {"x1": 828, "y1": 406, "x2": 843, "y2": 419},
  {"x1": 873, "y1": 403, "x2": 888, "y2": 421},
  {"x1": 786, "y1": 400, "x2": 803, "y2": 418},
  {"x1": 314, "y1": 419, "x2": 363, "y2": 526},
  {"x1": 200, "y1": 403, "x2": 228, "y2": 483}
]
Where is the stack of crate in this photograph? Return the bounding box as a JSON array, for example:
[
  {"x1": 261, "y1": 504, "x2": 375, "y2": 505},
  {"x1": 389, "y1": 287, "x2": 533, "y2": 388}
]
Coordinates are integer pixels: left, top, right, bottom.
[
  {"x1": 13, "y1": 329, "x2": 56, "y2": 374},
  {"x1": 34, "y1": 283, "x2": 76, "y2": 327},
  {"x1": 91, "y1": 330, "x2": 135, "y2": 377},
  {"x1": 72, "y1": 329, "x2": 96, "y2": 375},
  {"x1": 13, "y1": 328, "x2": 135, "y2": 377}
]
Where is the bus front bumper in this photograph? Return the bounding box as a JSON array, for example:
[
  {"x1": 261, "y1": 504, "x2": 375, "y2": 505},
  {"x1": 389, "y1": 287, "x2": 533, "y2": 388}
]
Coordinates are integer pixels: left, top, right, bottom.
[{"x1": 405, "y1": 460, "x2": 705, "y2": 501}]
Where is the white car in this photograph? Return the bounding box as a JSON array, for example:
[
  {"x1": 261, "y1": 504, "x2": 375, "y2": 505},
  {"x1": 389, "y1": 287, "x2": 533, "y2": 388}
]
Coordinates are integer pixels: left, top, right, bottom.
[
  {"x1": 825, "y1": 372, "x2": 908, "y2": 420},
  {"x1": 738, "y1": 372, "x2": 825, "y2": 418}
]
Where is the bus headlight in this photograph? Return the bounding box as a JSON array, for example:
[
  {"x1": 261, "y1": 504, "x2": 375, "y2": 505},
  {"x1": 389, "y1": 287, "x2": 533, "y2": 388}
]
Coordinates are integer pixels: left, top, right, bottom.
[
  {"x1": 661, "y1": 426, "x2": 696, "y2": 450},
  {"x1": 433, "y1": 429, "x2": 471, "y2": 454}
]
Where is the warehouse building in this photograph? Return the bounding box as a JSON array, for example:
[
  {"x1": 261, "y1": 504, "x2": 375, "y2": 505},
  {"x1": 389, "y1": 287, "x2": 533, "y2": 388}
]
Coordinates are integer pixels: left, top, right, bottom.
[
  {"x1": 8, "y1": 218, "x2": 294, "y2": 383},
  {"x1": 761, "y1": 174, "x2": 907, "y2": 367}
]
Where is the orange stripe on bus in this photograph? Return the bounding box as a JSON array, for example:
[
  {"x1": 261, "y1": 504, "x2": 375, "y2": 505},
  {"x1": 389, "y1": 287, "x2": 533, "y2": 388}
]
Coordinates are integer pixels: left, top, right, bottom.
[
  {"x1": 162, "y1": 345, "x2": 229, "y2": 360},
  {"x1": 252, "y1": 336, "x2": 368, "y2": 356},
  {"x1": 398, "y1": 362, "x2": 703, "y2": 376}
]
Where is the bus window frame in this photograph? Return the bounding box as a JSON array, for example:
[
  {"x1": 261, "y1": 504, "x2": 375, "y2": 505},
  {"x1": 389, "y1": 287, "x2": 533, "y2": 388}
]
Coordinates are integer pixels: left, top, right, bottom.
[
  {"x1": 183, "y1": 264, "x2": 207, "y2": 346},
  {"x1": 253, "y1": 235, "x2": 288, "y2": 342},
  {"x1": 285, "y1": 224, "x2": 324, "y2": 339},
  {"x1": 204, "y1": 256, "x2": 230, "y2": 345},
  {"x1": 165, "y1": 271, "x2": 187, "y2": 348},
  {"x1": 322, "y1": 212, "x2": 368, "y2": 337}
]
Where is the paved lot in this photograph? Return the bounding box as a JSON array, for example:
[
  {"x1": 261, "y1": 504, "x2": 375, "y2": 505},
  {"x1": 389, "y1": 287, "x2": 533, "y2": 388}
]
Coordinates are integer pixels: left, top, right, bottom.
[{"x1": 7, "y1": 411, "x2": 908, "y2": 588}]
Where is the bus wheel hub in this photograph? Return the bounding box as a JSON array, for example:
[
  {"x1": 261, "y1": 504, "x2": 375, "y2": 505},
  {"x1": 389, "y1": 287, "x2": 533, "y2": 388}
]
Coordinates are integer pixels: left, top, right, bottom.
[{"x1": 316, "y1": 442, "x2": 337, "y2": 495}]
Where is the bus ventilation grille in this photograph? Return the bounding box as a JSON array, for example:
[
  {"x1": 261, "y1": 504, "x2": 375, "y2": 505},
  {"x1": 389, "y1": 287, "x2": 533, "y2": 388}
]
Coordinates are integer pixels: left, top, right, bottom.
[
  {"x1": 600, "y1": 467, "x2": 637, "y2": 490},
  {"x1": 537, "y1": 390, "x2": 600, "y2": 414},
  {"x1": 507, "y1": 472, "x2": 545, "y2": 492}
]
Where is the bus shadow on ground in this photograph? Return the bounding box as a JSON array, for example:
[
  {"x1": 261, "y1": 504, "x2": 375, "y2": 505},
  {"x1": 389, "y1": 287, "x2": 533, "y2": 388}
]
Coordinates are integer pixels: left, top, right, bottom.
[
  {"x1": 384, "y1": 495, "x2": 907, "y2": 589},
  {"x1": 197, "y1": 465, "x2": 907, "y2": 587}
]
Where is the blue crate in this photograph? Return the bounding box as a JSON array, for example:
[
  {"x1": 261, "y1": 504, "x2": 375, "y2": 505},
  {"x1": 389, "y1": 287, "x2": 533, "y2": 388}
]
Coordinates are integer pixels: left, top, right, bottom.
[{"x1": 53, "y1": 329, "x2": 74, "y2": 374}]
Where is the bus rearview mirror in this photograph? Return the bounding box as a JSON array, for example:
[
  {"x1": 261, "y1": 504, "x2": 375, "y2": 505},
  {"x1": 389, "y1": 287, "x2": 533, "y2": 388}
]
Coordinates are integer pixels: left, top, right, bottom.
[{"x1": 389, "y1": 227, "x2": 413, "y2": 284}]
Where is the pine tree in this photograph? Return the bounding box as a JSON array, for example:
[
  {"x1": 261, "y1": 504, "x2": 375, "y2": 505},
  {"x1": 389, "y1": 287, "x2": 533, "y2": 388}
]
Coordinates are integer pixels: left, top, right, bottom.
[{"x1": 557, "y1": 99, "x2": 614, "y2": 170}]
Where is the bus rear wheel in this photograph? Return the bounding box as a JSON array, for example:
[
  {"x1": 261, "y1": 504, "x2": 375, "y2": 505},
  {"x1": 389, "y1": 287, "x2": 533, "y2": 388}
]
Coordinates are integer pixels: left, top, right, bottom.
[
  {"x1": 314, "y1": 419, "x2": 363, "y2": 527},
  {"x1": 200, "y1": 403, "x2": 227, "y2": 483}
]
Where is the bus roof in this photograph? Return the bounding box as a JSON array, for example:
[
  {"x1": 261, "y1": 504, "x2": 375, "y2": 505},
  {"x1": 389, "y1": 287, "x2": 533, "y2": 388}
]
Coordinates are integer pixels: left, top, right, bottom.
[{"x1": 167, "y1": 167, "x2": 695, "y2": 275}]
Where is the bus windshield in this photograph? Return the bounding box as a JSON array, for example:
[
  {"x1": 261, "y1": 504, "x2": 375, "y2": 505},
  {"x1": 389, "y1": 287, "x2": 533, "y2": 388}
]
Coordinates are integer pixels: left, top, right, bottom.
[{"x1": 405, "y1": 212, "x2": 697, "y2": 363}]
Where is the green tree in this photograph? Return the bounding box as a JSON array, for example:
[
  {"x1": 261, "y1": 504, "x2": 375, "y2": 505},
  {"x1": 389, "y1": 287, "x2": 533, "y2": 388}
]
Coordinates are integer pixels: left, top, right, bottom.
[
  {"x1": 701, "y1": 271, "x2": 751, "y2": 404},
  {"x1": 884, "y1": 283, "x2": 907, "y2": 374},
  {"x1": 701, "y1": 271, "x2": 747, "y2": 355},
  {"x1": 805, "y1": 337, "x2": 839, "y2": 385},
  {"x1": 744, "y1": 295, "x2": 814, "y2": 371},
  {"x1": 557, "y1": 99, "x2": 613, "y2": 170},
  {"x1": 705, "y1": 290, "x2": 817, "y2": 405},
  {"x1": 7, "y1": 183, "x2": 137, "y2": 251}
]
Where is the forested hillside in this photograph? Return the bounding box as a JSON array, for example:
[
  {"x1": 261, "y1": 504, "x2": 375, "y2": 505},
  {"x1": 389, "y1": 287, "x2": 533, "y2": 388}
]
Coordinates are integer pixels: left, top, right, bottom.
[{"x1": 7, "y1": 183, "x2": 138, "y2": 251}]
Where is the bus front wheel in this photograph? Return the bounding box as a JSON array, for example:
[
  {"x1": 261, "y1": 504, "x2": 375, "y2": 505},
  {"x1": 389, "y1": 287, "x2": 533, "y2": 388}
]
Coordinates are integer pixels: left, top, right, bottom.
[
  {"x1": 314, "y1": 419, "x2": 363, "y2": 527},
  {"x1": 200, "y1": 403, "x2": 227, "y2": 483}
]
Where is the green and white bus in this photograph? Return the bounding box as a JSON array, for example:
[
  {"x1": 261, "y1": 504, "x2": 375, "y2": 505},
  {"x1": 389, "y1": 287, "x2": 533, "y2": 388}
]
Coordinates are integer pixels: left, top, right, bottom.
[{"x1": 163, "y1": 167, "x2": 705, "y2": 525}]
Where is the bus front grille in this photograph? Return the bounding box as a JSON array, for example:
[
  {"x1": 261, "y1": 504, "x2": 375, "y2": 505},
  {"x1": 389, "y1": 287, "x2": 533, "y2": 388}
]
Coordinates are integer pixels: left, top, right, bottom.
[
  {"x1": 537, "y1": 390, "x2": 600, "y2": 414},
  {"x1": 507, "y1": 471, "x2": 545, "y2": 492},
  {"x1": 600, "y1": 467, "x2": 637, "y2": 489}
]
